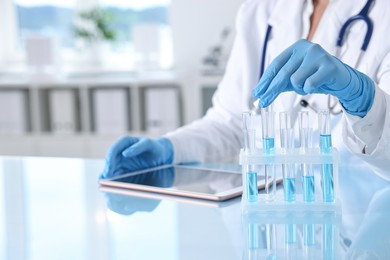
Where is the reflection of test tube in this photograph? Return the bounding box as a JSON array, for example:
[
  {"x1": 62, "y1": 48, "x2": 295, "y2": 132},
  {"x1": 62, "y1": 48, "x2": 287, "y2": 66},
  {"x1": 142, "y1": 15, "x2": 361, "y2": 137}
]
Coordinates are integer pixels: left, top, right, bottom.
[
  {"x1": 279, "y1": 112, "x2": 295, "y2": 202},
  {"x1": 261, "y1": 106, "x2": 276, "y2": 201},
  {"x1": 304, "y1": 223, "x2": 316, "y2": 246},
  {"x1": 265, "y1": 223, "x2": 277, "y2": 260},
  {"x1": 303, "y1": 213, "x2": 316, "y2": 260},
  {"x1": 323, "y1": 223, "x2": 335, "y2": 260},
  {"x1": 318, "y1": 110, "x2": 334, "y2": 203},
  {"x1": 247, "y1": 223, "x2": 260, "y2": 260},
  {"x1": 299, "y1": 111, "x2": 314, "y2": 202},
  {"x1": 284, "y1": 214, "x2": 297, "y2": 260},
  {"x1": 242, "y1": 112, "x2": 258, "y2": 203}
]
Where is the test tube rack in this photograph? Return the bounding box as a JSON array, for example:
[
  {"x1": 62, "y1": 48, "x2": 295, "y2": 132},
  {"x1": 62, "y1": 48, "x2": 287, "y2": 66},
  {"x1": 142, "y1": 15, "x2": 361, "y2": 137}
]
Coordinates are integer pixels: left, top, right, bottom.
[{"x1": 239, "y1": 147, "x2": 340, "y2": 213}]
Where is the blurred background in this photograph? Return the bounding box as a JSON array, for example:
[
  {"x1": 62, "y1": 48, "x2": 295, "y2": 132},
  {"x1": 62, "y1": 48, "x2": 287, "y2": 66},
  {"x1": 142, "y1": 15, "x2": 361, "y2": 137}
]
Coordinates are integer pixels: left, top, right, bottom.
[{"x1": 0, "y1": 0, "x2": 244, "y2": 158}]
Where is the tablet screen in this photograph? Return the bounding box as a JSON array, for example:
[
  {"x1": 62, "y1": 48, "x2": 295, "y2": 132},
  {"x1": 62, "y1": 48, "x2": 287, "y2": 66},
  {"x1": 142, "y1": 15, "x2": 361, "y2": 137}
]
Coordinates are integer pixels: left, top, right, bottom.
[{"x1": 99, "y1": 165, "x2": 263, "y2": 201}]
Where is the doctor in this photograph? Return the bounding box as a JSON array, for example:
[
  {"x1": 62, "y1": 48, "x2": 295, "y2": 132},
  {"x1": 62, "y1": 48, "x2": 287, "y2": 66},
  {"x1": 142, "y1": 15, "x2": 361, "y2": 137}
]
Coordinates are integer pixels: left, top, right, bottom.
[{"x1": 100, "y1": 0, "x2": 390, "y2": 180}]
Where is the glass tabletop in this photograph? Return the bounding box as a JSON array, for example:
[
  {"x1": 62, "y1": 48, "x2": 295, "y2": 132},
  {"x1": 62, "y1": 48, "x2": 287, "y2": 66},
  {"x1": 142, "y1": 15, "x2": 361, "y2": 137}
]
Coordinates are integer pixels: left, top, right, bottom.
[{"x1": 0, "y1": 156, "x2": 389, "y2": 260}]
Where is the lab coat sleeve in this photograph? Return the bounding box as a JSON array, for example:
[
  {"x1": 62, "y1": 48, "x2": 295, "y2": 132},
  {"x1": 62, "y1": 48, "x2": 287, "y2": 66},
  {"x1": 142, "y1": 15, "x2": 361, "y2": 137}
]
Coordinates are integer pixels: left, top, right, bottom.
[
  {"x1": 165, "y1": 0, "x2": 264, "y2": 164},
  {"x1": 343, "y1": 54, "x2": 390, "y2": 180}
]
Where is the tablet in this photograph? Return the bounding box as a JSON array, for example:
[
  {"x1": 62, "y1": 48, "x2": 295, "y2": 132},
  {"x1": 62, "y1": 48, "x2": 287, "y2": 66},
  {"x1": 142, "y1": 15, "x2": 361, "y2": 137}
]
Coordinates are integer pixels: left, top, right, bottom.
[
  {"x1": 98, "y1": 165, "x2": 269, "y2": 201},
  {"x1": 99, "y1": 186, "x2": 240, "y2": 209}
]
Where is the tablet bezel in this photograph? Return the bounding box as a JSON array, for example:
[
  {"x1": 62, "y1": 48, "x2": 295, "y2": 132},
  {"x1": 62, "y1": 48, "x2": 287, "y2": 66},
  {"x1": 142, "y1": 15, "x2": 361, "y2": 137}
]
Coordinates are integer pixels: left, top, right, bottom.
[
  {"x1": 98, "y1": 165, "x2": 257, "y2": 201},
  {"x1": 98, "y1": 186, "x2": 241, "y2": 208}
]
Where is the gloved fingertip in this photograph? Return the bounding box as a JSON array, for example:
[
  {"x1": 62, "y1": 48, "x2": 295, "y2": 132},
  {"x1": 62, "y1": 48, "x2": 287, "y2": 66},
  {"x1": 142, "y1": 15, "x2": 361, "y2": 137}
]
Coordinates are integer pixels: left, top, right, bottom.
[
  {"x1": 253, "y1": 82, "x2": 268, "y2": 97},
  {"x1": 252, "y1": 86, "x2": 261, "y2": 96},
  {"x1": 251, "y1": 89, "x2": 258, "y2": 98},
  {"x1": 259, "y1": 99, "x2": 269, "y2": 108},
  {"x1": 122, "y1": 146, "x2": 138, "y2": 157}
]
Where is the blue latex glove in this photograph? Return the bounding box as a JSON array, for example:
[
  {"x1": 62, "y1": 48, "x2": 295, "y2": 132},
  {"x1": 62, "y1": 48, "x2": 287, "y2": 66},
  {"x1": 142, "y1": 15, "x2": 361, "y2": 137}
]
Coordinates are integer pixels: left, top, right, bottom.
[
  {"x1": 252, "y1": 39, "x2": 375, "y2": 117},
  {"x1": 100, "y1": 136, "x2": 174, "y2": 179}
]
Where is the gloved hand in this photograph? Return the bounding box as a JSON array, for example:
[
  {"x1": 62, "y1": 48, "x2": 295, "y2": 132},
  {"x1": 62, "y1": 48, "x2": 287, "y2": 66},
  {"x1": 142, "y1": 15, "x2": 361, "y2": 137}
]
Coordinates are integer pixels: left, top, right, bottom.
[
  {"x1": 99, "y1": 136, "x2": 174, "y2": 179},
  {"x1": 252, "y1": 39, "x2": 375, "y2": 117}
]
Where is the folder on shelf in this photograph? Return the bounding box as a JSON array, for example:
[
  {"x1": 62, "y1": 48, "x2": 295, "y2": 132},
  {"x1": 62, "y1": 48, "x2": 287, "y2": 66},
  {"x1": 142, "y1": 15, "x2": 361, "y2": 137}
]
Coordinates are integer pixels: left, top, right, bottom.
[
  {"x1": 49, "y1": 90, "x2": 78, "y2": 134},
  {"x1": 93, "y1": 88, "x2": 129, "y2": 134},
  {"x1": 144, "y1": 87, "x2": 180, "y2": 135},
  {"x1": 0, "y1": 91, "x2": 28, "y2": 134}
]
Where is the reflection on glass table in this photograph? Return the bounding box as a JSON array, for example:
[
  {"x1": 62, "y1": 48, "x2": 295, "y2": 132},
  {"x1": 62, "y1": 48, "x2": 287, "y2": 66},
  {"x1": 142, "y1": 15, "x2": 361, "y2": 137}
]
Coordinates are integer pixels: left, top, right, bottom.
[
  {"x1": 102, "y1": 167, "x2": 174, "y2": 215},
  {"x1": 1, "y1": 156, "x2": 390, "y2": 260}
]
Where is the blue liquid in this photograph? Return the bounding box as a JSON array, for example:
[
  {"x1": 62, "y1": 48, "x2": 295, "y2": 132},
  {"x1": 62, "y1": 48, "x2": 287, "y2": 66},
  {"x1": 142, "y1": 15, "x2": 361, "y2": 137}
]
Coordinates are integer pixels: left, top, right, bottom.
[
  {"x1": 323, "y1": 224, "x2": 335, "y2": 260},
  {"x1": 320, "y1": 134, "x2": 334, "y2": 202},
  {"x1": 304, "y1": 224, "x2": 316, "y2": 246},
  {"x1": 283, "y1": 177, "x2": 296, "y2": 202},
  {"x1": 322, "y1": 165, "x2": 334, "y2": 202},
  {"x1": 249, "y1": 223, "x2": 259, "y2": 249},
  {"x1": 285, "y1": 224, "x2": 297, "y2": 244},
  {"x1": 320, "y1": 134, "x2": 332, "y2": 153},
  {"x1": 263, "y1": 137, "x2": 275, "y2": 153},
  {"x1": 303, "y1": 176, "x2": 315, "y2": 202},
  {"x1": 247, "y1": 171, "x2": 258, "y2": 202},
  {"x1": 266, "y1": 254, "x2": 277, "y2": 260}
]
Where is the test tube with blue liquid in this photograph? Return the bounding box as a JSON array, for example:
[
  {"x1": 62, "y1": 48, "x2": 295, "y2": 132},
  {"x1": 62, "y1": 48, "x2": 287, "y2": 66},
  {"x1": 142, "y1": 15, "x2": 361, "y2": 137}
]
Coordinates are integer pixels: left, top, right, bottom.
[
  {"x1": 280, "y1": 112, "x2": 297, "y2": 258},
  {"x1": 318, "y1": 110, "x2": 334, "y2": 202},
  {"x1": 261, "y1": 106, "x2": 276, "y2": 201},
  {"x1": 242, "y1": 112, "x2": 258, "y2": 203},
  {"x1": 279, "y1": 112, "x2": 295, "y2": 202},
  {"x1": 299, "y1": 111, "x2": 315, "y2": 202}
]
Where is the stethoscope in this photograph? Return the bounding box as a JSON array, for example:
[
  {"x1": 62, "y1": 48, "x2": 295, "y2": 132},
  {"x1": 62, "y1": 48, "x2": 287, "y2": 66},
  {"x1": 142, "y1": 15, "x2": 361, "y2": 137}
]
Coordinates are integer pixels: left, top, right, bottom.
[{"x1": 258, "y1": 0, "x2": 375, "y2": 115}]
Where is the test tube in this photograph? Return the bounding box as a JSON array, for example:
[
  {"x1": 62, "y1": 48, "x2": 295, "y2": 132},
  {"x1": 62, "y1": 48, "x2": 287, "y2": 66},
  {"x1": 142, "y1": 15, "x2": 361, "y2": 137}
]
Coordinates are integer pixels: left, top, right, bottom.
[
  {"x1": 242, "y1": 112, "x2": 258, "y2": 203},
  {"x1": 261, "y1": 106, "x2": 276, "y2": 201},
  {"x1": 318, "y1": 110, "x2": 334, "y2": 202},
  {"x1": 279, "y1": 112, "x2": 295, "y2": 202},
  {"x1": 261, "y1": 106, "x2": 275, "y2": 154},
  {"x1": 299, "y1": 111, "x2": 315, "y2": 202}
]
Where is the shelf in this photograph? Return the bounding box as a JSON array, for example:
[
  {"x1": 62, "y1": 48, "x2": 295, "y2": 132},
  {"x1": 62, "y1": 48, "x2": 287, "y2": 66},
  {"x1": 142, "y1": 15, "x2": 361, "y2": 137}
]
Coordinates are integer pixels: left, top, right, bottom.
[{"x1": 0, "y1": 71, "x2": 220, "y2": 157}]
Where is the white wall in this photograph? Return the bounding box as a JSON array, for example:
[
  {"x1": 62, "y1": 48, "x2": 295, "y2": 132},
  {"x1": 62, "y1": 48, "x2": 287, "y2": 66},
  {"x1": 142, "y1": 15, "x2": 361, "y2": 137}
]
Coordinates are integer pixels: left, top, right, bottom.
[
  {"x1": 0, "y1": 0, "x2": 18, "y2": 66},
  {"x1": 170, "y1": 0, "x2": 244, "y2": 74}
]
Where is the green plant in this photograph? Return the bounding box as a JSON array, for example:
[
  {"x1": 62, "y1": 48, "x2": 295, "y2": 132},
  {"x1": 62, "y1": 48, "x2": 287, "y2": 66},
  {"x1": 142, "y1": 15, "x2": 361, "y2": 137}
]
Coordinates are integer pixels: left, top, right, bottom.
[{"x1": 73, "y1": 7, "x2": 116, "y2": 42}]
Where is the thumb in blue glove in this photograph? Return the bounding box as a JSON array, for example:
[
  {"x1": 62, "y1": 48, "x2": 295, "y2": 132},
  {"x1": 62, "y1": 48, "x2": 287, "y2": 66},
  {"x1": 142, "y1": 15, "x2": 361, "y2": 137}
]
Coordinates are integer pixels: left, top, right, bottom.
[
  {"x1": 252, "y1": 39, "x2": 375, "y2": 117},
  {"x1": 99, "y1": 136, "x2": 174, "y2": 179}
]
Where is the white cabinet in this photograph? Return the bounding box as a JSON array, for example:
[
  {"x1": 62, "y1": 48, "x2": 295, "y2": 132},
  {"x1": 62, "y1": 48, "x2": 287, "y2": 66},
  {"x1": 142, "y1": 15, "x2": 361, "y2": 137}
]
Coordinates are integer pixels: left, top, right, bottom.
[
  {"x1": 91, "y1": 87, "x2": 130, "y2": 134},
  {"x1": 142, "y1": 86, "x2": 181, "y2": 135},
  {"x1": 0, "y1": 72, "x2": 184, "y2": 157},
  {"x1": 0, "y1": 72, "x2": 225, "y2": 158},
  {"x1": 47, "y1": 88, "x2": 80, "y2": 134},
  {"x1": 0, "y1": 89, "x2": 29, "y2": 134}
]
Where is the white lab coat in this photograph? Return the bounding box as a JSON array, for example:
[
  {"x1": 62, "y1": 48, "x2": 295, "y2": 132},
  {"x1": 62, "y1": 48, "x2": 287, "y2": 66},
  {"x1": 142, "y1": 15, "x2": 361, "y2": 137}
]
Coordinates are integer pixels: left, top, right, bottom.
[{"x1": 166, "y1": 0, "x2": 390, "y2": 179}]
